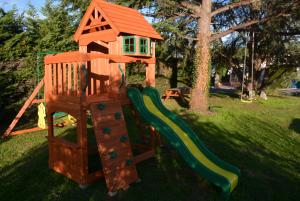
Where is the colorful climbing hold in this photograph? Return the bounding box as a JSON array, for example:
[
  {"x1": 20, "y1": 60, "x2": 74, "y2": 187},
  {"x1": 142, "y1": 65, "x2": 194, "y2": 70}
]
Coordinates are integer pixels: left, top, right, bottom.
[
  {"x1": 108, "y1": 151, "x2": 118, "y2": 159},
  {"x1": 120, "y1": 135, "x2": 128, "y2": 143},
  {"x1": 115, "y1": 112, "x2": 122, "y2": 120},
  {"x1": 125, "y1": 159, "x2": 133, "y2": 166},
  {"x1": 97, "y1": 103, "x2": 106, "y2": 111},
  {"x1": 103, "y1": 127, "x2": 111, "y2": 134}
]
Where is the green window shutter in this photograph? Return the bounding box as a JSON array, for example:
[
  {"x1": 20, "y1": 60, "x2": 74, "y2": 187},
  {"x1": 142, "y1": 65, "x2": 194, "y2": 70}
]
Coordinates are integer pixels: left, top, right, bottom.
[
  {"x1": 123, "y1": 36, "x2": 136, "y2": 54},
  {"x1": 140, "y1": 38, "x2": 148, "y2": 54}
]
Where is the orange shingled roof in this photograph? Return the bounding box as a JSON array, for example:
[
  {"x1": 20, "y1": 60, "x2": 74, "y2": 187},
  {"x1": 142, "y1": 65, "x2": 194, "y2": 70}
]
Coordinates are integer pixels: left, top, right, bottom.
[{"x1": 74, "y1": 0, "x2": 162, "y2": 42}]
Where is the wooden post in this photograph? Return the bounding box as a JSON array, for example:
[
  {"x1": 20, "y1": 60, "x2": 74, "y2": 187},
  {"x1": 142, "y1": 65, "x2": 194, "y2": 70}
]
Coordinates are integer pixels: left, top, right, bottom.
[
  {"x1": 77, "y1": 105, "x2": 88, "y2": 184},
  {"x1": 45, "y1": 64, "x2": 52, "y2": 102},
  {"x1": 109, "y1": 63, "x2": 126, "y2": 97},
  {"x1": 79, "y1": 46, "x2": 88, "y2": 53},
  {"x1": 146, "y1": 63, "x2": 155, "y2": 87}
]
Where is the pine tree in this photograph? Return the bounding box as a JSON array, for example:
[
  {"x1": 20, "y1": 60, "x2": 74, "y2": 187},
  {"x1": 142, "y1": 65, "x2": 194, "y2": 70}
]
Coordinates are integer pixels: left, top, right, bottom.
[
  {"x1": 0, "y1": 8, "x2": 27, "y2": 60},
  {"x1": 38, "y1": 0, "x2": 78, "y2": 52}
]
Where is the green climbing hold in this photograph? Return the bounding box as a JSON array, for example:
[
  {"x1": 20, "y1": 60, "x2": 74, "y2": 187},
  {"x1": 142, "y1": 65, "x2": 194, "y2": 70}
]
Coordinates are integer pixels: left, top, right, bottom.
[
  {"x1": 108, "y1": 151, "x2": 118, "y2": 159},
  {"x1": 120, "y1": 135, "x2": 128, "y2": 143},
  {"x1": 97, "y1": 103, "x2": 106, "y2": 111},
  {"x1": 103, "y1": 127, "x2": 111, "y2": 134},
  {"x1": 115, "y1": 112, "x2": 122, "y2": 120},
  {"x1": 125, "y1": 159, "x2": 133, "y2": 166}
]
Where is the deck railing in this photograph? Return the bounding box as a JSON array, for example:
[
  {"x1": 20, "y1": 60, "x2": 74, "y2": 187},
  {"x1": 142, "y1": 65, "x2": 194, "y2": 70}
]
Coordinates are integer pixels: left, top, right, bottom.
[
  {"x1": 46, "y1": 62, "x2": 83, "y2": 96},
  {"x1": 44, "y1": 52, "x2": 110, "y2": 101}
]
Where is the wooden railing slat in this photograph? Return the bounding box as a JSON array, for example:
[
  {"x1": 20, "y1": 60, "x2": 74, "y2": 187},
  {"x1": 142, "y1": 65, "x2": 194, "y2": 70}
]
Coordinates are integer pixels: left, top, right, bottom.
[
  {"x1": 58, "y1": 63, "x2": 63, "y2": 95},
  {"x1": 62, "y1": 63, "x2": 67, "y2": 95},
  {"x1": 53, "y1": 63, "x2": 58, "y2": 95},
  {"x1": 73, "y1": 63, "x2": 78, "y2": 96},
  {"x1": 67, "y1": 63, "x2": 72, "y2": 96}
]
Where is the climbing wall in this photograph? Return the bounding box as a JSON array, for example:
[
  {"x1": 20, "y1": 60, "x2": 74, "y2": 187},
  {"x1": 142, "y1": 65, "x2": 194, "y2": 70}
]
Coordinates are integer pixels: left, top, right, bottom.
[{"x1": 90, "y1": 101, "x2": 139, "y2": 193}]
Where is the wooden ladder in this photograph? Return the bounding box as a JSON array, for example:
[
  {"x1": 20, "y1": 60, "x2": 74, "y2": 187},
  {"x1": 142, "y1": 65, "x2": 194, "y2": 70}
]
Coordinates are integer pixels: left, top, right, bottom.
[{"x1": 90, "y1": 101, "x2": 139, "y2": 194}]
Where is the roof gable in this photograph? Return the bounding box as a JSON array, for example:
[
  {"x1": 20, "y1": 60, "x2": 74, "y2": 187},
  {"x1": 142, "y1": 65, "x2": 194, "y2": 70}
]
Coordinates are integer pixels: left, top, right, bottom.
[
  {"x1": 74, "y1": 0, "x2": 162, "y2": 42},
  {"x1": 74, "y1": 1, "x2": 119, "y2": 42}
]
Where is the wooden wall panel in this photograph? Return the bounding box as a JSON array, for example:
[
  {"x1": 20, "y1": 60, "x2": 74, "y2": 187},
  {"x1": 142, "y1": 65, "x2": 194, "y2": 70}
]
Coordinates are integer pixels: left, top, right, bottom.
[{"x1": 90, "y1": 58, "x2": 110, "y2": 96}]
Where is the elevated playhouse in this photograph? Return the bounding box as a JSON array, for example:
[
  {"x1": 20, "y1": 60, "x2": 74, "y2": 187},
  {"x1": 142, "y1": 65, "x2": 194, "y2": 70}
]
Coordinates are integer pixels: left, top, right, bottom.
[
  {"x1": 3, "y1": 0, "x2": 241, "y2": 197},
  {"x1": 45, "y1": 0, "x2": 162, "y2": 193}
]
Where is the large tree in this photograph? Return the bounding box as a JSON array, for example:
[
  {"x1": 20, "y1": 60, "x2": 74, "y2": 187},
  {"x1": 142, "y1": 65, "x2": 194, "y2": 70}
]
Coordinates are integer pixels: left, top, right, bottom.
[{"x1": 152, "y1": 0, "x2": 300, "y2": 112}]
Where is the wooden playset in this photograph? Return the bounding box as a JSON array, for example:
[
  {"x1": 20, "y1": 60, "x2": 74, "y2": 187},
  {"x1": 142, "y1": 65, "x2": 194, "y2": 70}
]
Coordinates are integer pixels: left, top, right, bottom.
[{"x1": 3, "y1": 0, "x2": 162, "y2": 195}]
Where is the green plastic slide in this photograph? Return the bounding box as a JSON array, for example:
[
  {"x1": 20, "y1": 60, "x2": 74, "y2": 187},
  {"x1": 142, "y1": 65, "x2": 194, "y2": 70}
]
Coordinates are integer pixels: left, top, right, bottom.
[{"x1": 127, "y1": 87, "x2": 240, "y2": 197}]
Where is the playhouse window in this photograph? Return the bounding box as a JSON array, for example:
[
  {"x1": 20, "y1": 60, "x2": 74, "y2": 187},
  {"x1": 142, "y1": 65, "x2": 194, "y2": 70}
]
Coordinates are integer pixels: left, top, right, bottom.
[
  {"x1": 123, "y1": 37, "x2": 136, "y2": 53},
  {"x1": 140, "y1": 38, "x2": 148, "y2": 54}
]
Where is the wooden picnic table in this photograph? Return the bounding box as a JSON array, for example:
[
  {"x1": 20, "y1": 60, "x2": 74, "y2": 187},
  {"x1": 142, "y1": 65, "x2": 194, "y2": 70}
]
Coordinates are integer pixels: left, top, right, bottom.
[{"x1": 162, "y1": 87, "x2": 190, "y2": 103}]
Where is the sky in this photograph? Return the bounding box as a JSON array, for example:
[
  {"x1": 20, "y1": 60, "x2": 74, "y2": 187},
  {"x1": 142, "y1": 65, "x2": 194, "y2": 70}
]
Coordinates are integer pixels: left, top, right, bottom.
[{"x1": 0, "y1": 0, "x2": 45, "y2": 12}]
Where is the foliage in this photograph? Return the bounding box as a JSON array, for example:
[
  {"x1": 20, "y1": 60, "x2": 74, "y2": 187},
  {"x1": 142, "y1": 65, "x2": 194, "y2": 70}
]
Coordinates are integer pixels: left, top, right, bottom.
[
  {"x1": 0, "y1": 8, "x2": 26, "y2": 60},
  {"x1": 38, "y1": 0, "x2": 78, "y2": 52}
]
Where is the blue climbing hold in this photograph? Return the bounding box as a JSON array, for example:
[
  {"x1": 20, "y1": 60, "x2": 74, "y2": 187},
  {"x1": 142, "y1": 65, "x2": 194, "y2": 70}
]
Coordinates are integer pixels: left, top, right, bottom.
[
  {"x1": 125, "y1": 159, "x2": 133, "y2": 166},
  {"x1": 115, "y1": 112, "x2": 122, "y2": 120},
  {"x1": 108, "y1": 151, "x2": 118, "y2": 159},
  {"x1": 120, "y1": 135, "x2": 128, "y2": 143},
  {"x1": 97, "y1": 103, "x2": 106, "y2": 111},
  {"x1": 103, "y1": 127, "x2": 111, "y2": 134}
]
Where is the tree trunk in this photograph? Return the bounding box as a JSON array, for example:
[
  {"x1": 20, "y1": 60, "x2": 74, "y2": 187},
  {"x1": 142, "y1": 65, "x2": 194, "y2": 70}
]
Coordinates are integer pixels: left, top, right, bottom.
[
  {"x1": 170, "y1": 59, "x2": 178, "y2": 88},
  {"x1": 190, "y1": 0, "x2": 211, "y2": 113}
]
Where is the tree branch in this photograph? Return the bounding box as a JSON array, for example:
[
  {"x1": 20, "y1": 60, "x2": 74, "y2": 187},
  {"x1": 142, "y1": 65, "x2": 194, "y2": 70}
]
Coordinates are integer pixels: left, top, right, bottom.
[
  {"x1": 210, "y1": 3, "x2": 298, "y2": 42},
  {"x1": 211, "y1": 0, "x2": 260, "y2": 17},
  {"x1": 181, "y1": 2, "x2": 201, "y2": 15},
  {"x1": 210, "y1": 19, "x2": 260, "y2": 42},
  {"x1": 273, "y1": 31, "x2": 300, "y2": 36}
]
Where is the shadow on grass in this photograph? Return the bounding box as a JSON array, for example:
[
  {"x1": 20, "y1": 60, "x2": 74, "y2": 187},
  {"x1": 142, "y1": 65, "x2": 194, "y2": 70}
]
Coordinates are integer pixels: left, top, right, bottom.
[
  {"x1": 210, "y1": 88, "x2": 240, "y2": 99},
  {"x1": 172, "y1": 96, "x2": 190, "y2": 108},
  {"x1": 0, "y1": 130, "x2": 216, "y2": 201},
  {"x1": 289, "y1": 118, "x2": 300, "y2": 134},
  {"x1": 1, "y1": 111, "x2": 299, "y2": 201},
  {"x1": 180, "y1": 112, "x2": 300, "y2": 201}
]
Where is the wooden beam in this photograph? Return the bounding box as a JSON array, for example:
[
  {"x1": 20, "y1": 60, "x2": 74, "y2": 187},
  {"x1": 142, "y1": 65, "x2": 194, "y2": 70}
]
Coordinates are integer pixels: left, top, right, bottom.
[
  {"x1": 45, "y1": 51, "x2": 156, "y2": 64},
  {"x1": 31, "y1": 99, "x2": 45, "y2": 105},
  {"x1": 11, "y1": 127, "x2": 47, "y2": 136},
  {"x1": 133, "y1": 150, "x2": 155, "y2": 164},
  {"x1": 83, "y1": 21, "x2": 109, "y2": 31},
  {"x1": 2, "y1": 79, "x2": 44, "y2": 138},
  {"x1": 94, "y1": 40, "x2": 109, "y2": 48},
  {"x1": 79, "y1": 29, "x2": 116, "y2": 45}
]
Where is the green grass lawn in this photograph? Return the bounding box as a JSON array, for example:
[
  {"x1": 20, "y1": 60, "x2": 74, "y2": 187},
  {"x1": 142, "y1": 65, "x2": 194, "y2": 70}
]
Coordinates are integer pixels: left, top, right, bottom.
[{"x1": 1, "y1": 86, "x2": 300, "y2": 201}]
